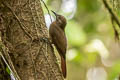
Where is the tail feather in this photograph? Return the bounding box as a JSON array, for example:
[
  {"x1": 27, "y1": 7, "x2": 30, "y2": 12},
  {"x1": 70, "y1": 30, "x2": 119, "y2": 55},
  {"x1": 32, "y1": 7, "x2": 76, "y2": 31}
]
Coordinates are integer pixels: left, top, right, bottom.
[{"x1": 61, "y1": 56, "x2": 66, "y2": 78}]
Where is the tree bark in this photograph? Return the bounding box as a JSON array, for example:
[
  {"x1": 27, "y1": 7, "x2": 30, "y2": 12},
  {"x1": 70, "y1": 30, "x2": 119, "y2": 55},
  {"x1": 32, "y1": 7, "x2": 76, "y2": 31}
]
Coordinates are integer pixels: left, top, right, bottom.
[{"x1": 0, "y1": 0, "x2": 64, "y2": 80}]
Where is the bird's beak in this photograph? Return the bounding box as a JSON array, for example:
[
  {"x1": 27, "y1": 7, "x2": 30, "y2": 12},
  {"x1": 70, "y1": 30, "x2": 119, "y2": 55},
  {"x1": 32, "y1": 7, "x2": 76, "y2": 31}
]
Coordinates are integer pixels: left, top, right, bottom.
[{"x1": 51, "y1": 10, "x2": 58, "y2": 19}]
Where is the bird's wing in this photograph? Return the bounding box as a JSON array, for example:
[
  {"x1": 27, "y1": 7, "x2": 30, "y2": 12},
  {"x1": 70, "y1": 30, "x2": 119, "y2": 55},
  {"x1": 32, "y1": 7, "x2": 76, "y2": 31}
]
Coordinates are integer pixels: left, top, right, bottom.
[{"x1": 52, "y1": 26, "x2": 67, "y2": 58}]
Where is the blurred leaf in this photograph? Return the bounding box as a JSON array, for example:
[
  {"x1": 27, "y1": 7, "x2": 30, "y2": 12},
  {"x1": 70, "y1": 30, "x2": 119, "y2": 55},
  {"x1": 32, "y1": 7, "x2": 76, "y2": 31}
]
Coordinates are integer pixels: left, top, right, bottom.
[
  {"x1": 108, "y1": 61, "x2": 120, "y2": 80},
  {"x1": 77, "y1": 0, "x2": 100, "y2": 13},
  {"x1": 6, "y1": 67, "x2": 10, "y2": 74},
  {"x1": 65, "y1": 20, "x2": 87, "y2": 47},
  {"x1": 117, "y1": 10, "x2": 120, "y2": 17},
  {"x1": 72, "y1": 50, "x2": 84, "y2": 63},
  {"x1": 87, "y1": 52, "x2": 97, "y2": 65},
  {"x1": 84, "y1": 21, "x2": 97, "y2": 34}
]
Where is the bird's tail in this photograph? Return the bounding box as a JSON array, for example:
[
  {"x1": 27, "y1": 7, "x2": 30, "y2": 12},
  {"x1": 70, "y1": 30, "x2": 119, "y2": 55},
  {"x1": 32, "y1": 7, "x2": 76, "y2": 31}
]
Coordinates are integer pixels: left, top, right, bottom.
[{"x1": 61, "y1": 56, "x2": 66, "y2": 78}]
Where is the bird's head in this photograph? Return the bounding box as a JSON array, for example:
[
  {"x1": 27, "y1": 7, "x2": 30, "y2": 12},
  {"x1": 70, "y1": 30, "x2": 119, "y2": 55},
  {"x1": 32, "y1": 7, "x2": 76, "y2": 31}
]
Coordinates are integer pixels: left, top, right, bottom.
[{"x1": 51, "y1": 10, "x2": 67, "y2": 30}]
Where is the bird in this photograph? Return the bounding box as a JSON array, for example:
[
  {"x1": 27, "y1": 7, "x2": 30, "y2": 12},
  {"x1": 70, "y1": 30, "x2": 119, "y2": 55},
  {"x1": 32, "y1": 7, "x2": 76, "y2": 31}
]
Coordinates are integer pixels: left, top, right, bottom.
[{"x1": 49, "y1": 10, "x2": 67, "y2": 78}]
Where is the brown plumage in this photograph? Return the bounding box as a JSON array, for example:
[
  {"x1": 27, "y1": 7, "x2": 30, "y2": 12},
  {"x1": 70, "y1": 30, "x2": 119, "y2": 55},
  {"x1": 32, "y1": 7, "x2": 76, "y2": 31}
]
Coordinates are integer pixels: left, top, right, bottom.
[{"x1": 49, "y1": 11, "x2": 67, "y2": 78}]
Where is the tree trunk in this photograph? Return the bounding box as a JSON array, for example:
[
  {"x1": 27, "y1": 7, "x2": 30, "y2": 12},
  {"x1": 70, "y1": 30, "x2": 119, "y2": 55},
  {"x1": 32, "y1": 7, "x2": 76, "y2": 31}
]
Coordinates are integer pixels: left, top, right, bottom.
[{"x1": 0, "y1": 0, "x2": 64, "y2": 80}]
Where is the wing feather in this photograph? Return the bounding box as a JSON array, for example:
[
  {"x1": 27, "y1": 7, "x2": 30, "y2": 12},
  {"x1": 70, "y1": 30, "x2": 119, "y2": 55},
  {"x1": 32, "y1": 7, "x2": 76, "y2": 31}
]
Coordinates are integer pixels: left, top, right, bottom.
[{"x1": 49, "y1": 23, "x2": 67, "y2": 57}]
